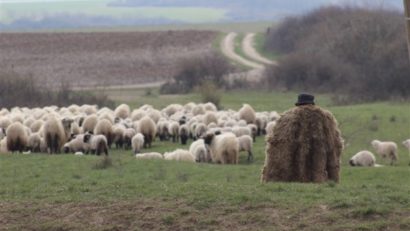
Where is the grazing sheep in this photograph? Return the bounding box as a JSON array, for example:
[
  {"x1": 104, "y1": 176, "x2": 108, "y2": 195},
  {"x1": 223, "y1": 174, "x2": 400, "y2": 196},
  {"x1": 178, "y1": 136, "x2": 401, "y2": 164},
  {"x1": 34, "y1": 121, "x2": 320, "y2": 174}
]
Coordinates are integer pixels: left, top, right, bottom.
[
  {"x1": 189, "y1": 139, "x2": 211, "y2": 163},
  {"x1": 238, "y1": 104, "x2": 256, "y2": 124},
  {"x1": 82, "y1": 115, "x2": 98, "y2": 133},
  {"x1": 203, "y1": 132, "x2": 239, "y2": 164},
  {"x1": 30, "y1": 120, "x2": 44, "y2": 133},
  {"x1": 70, "y1": 122, "x2": 81, "y2": 136},
  {"x1": 261, "y1": 104, "x2": 343, "y2": 183},
  {"x1": 255, "y1": 114, "x2": 268, "y2": 135},
  {"x1": 112, "y1": 124, "x2": 126, "y2": 149},
  {"x1": 147, "y1": 110, "x2": 161, "y2": 124},
  {"x1": 131, "y1": 109, "x2": 146, "y2": 121},
  {"x1": 94, "y1": 119, "x2": 114, "y2": 147},
  {"x1": 0, "y1": 137, "x2": 8, "y2": 153},
  {"x1": 265, "y1": 121, "x2": 277, "y2": 137},
  {"x1": 137, "y1": 116, "x2": 157, "y2": 148},
  {"x1": 179, "y1": 124, "x2": 189, "y2": 145},
  {"x1": 232, "y1": 126, "x2": 251, "y2": 137},
  {"x1": 203, "y1": 112, "x2": 218, "y2": 125},
  {"x1": 83, "y1": 133, "x2": 108, "y2": 156},
  {"x1": 28, "y1": 133, "x2": 42, "y2": 153},
  {"x1": 349, "y1": 150, "x2": 376, "y2": 167},
  {"x1": 371, "y1": 140, "x2": 398, "y2": 165},
  {"x1": 237, "y1": 135, "x2": 253, "y2": 162},
  {"x1": 402, "y1": 139, "x2": 410, "y2": 165},
  {"x1": 194, "y1": 123, "x2": 207, "y2": 140},
  {"x1": 135, "y1": 152, "x2": 163, "y2": 160},
  {"x1": 123, "y1": 128, "x2": 136, "y2": 150},
  {"x1": 247, "y1": 124, "x2": 257, "y2": 142},
  {"x1": 6, "y1": 122, "x2": 29, "y2": 153},
  {"x1": 157, "y1": 120, "x2": 170, "y2": 141},
  {"x1": 43, "y1": 117, "x2": 73, "y2": 154},
  {"x1": 164, "y1": 149, "x2": 195, "y2": 162},
  {"x1": 131, "y1": 133, "x2": 144, "y2": 154},
  {"x1": 168, "y1": 121, "x2": 179, "y2": 143},
  {"x1": 114, "y1": 104, "x2": 130, "y2": 119}
]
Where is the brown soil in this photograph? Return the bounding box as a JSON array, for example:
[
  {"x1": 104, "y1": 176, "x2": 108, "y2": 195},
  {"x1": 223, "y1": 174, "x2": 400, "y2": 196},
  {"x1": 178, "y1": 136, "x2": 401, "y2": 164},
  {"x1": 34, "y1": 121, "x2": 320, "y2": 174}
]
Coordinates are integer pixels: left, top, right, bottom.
[
  {"x1": 0, "y1": 31, "x2": 217, "y2": 88},
  {"x1": 0, "y1": 200, "x2": 408, "y2": 231}
]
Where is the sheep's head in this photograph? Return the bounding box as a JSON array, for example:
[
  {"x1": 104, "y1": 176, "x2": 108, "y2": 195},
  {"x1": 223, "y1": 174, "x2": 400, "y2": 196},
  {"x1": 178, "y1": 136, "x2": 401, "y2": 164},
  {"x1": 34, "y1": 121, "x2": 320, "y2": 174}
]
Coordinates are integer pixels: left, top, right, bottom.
[
  {"x1": 203, "y1": 132, "x2": 215, "y2": 145},
  {"x1": 83, "y1": 132, "x2": 93, "y2": 143},
  {"x1": 371, "y1": 140, "x2": 380, "y2": 148},
  {"x1": 402, "y1": 140, "x2": 410, "y2": 149},
  {"x1": 61, "y1": 118, "x2": 74, "y2": 131},
  {"x1": 349, "y1": 158, "x2": 355, "y2": 166}
]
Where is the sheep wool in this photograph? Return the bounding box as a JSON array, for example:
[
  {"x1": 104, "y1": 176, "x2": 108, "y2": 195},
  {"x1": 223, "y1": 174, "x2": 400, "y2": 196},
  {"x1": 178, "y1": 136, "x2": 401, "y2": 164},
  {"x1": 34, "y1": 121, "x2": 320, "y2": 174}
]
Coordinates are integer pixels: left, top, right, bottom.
[
  {"x1": 371, "y1": 140, "x2": 398, "y2": 165},
  {"x1": 135, "y1": 152, "x2": 163, "y2": 160},
  {"x1": 349, "y1": 151, "x2": 376, "y2": 167},
  {"x1": 114, "y1": 104, "x2": 130, "y2": 119},
  {"x1": 237, "y1": 135, "x2": 253, "y2": 162},
  {"x1": 137, "y1": 116, "x2": 157, "y2": 148},
  {"x1": 164, "y1": 149, "x2": 195, "y2": 162},
  {"x1": 132, "y1": 133, "x2": 145, "y2": 154},
  {"x1": 189, "y1": 139, "x2": 211, "y2": 162},
  {"x1": 238, "y1": 104, "x2": 256, "y2": 124},
  {"x1": 204, "y1": 132, "x2": 239, "y2": 164},
  {"x1": 261, "y1": 105, "x2": 343, "y2": 183},
  {"x1": 6, "y1": 122, "x2": 29, "y2": 153}
]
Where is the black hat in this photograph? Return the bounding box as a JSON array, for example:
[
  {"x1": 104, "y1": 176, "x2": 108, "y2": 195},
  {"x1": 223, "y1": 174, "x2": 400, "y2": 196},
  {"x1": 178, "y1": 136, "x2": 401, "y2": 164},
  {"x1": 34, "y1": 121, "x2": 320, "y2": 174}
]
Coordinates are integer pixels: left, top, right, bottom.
[{"x1": 295, "y1": 93, "x2": 315, "y2": 106}]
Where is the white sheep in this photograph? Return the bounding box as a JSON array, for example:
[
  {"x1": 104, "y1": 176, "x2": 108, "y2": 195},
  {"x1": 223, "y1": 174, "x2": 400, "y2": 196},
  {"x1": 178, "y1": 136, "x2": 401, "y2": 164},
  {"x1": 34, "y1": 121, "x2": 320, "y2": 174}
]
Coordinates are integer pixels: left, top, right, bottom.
[
  {"x1": 132, "y1": 133, "x2": 144, "y2": 154},
  {"x1": 203, "y1": 112, "x2": 218, "y2": 125},
  {"x1": 114, "y1": 104, "x2": 130, "y2": 119},
  {"x1": 179, "y1": 124, "x2": 190, "y2": 145},
  {"x1": 135, "y1": 152, "x2": 163, "y2": 160},
  {"x1": 194, "y1": 123, "x2": 207, "y2": 140},
  {"x1": 94, "y1": 119, "x2": 113, "y2": 147},
  {"x1": 349, "y1": 150, "x2": 376, "y2": 167},
  {"x1": 157, "y1": 120, "x2": 170, "y2": 141},
  {"x1": 238, "y1": 104, "x2": 256, "y2": 124},
  {"x1": 189, "y1": 139, "x2": 211, "y2": 163},
  {"x1": 203, "y1": 132, "x2": 239, "y2": 164},
  {"x1": 6, "y1": 122, "x2": 29, "y2": 153},
  {"x1": 167, "y1": 121, "x2": 179, "y2": 143},
  {"x1": 371, "y1": 140, "x2": 398, "y2": 165},
  {"x1": 237, "y1": 135, "x2": 253, "y2": 162},
  {"x1": 402, "y1": 139, "x2": 410, "y2": 165},
  {"x1": 265, "y1": 121, "x2": 277, "y2": 137},
  {"x1": 63, "y1": 134, "x2": 89, "y2": 154},
  {"x1": 122, "y1": 128, "x2": 136, "y2": 150},
  {"x1": 112, "y1": 124, "x2": 126, "y2": 149},
  {"x1": 82, "y1": 115, "x2": 98, "y2": 133},
  {"x1": 28, "y1": 133, "x2": 42, "y2": 153},
  {"x1": 137, "y1": 116, "x2": 157, "y2": 148},
  {"x1": 29, "y1": 120, "x2": 43, "y2": 133},
  {"x1": 43, "y1": 116, "x2": 73, "y2": 154},
  {"x1": 164, "y1": 149, "x2": 195, "y2": 162},
  {"x1": 0, "y1": 137, "x2": 8, "y2": 153},
  {"x1": 83, "y1": 133, "x2": 109, "y2": 156},
  {"x1": 232, "y1": 126, "x2": 251, "y2": 137}
]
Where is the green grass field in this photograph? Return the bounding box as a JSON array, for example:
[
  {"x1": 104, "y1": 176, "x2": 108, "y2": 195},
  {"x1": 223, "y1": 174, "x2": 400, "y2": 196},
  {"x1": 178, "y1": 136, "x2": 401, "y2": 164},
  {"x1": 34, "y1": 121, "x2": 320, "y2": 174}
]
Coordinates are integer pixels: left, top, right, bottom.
[{"x1": 1, "y1": 90, "x2": 409, "y2": 230}]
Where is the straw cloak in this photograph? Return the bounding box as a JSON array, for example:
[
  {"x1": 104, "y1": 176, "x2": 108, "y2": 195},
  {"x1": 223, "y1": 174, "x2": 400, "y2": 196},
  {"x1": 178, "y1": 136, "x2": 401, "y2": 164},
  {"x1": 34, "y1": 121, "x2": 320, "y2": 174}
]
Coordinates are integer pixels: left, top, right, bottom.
[{"x1": 261, "y1": 105, "x2": 343, "y2": 183}]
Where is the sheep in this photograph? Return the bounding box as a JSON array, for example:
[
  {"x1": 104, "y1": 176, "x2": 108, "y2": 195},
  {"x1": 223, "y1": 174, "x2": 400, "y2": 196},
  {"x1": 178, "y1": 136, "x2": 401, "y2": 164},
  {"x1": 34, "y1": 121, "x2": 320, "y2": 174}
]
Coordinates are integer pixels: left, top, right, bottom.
[
  {"x1": 232, "y1": 126, "x2": 251, "y2": 137},
  {"x1": 349, "y1": 150, "x2": 376, "y2": 167},
  {"x1": 265, "y1": 121, "x2": 277, "y2": 137},
  {"x1": 371, "y1": 140, "x2": 398, "y2": 165},
  {"x1": 123, "y1": 128, "x2": 136, "y2": 150},
  {"x1": 255, "y1": 114, "x2": 268, "y2": 135},
  {"x1": 43, "y1": 116, "x2": 73, "y2": 154},
  {"x1": 132, "y1": 133, "x2": 144, "y2": 154},
  {"x1": 30, "y1": 120, "x2": 44, "y2": 133},
  {"x1": 189, "y1": 139, "x2": 211, "y2": 163},
  {"x1": 131, "y1": 109, "x2": 146, "y2": 121},
  {"x1": 179, "y1": 124, "x2": 189, "y2": 145},
  {"x1": 0, "y1": 117, "x2": 12, "y2": 130},
  {"x1": 147, "y1": 109, "x2": 161, "y2": 124},
  {"x1": 135, "y1": 152, "x2": 163, "y2": 160},
  {"x1": 164, "y1": 149, "x2": 195, "y2": 162},
  {"x1": 27, "y1": 133, "x2": 42, "y2": 153},
  {"x1": 194, "y1": 123, "x2": 207, "y2": 140},
  {"x1": 203, "y1": 132, "x2": 239, "y2": 164},
  {"x1": 237, "y1": 135, "x2": 253, "y2": 162},
  {"x1": 137, "y1": 116, "x2": 157, "y2": 148},
  {"x1": 192, "y1": 105, "x2": 206, "y2": 115},
  {"x1": 247, "y1": 124, "x2": 257, "y2": 142},
  {"x1": 203, "y1": 112, "x2": 218, "y2": 125},
  {"x1": 157, "y1": 120, "x2": 170, "y2": 141},
  {"x1": 83, "y1": 133, "x2": 108, "y2": 156},
  {"x1": 112, "y1": 124, "x2": 126, "y2": 149},
  {"x1": 402, "y1": 139, "x2": 410, "y2": 165},
  {"x1": 94, "y1": 119, "x2": 113, "y2": 147},
  {"x1": 70, "y1": 121, "x2": 81, "y2": 136},
  {"x1": 63, "y1": 134, "x2": 89, "y2": 154},
  {"x1": 82, "y1": 115, "x2": 98, "y2": 133},
  {"x1": 0, "y1": 137, "x2": 8, "y2": 153},
  {"x1": 238, "y1": 104, "x2": 256, "y2": 124},
  {"x1": 204, "y1": 102, "x2": 217, "y2": 111},
  {"x1": 168, "y1": 121, "x2": 179, "y2": 143},
  {"x1": 6, "y1": 122, "x2": 29, "y2": 153}
]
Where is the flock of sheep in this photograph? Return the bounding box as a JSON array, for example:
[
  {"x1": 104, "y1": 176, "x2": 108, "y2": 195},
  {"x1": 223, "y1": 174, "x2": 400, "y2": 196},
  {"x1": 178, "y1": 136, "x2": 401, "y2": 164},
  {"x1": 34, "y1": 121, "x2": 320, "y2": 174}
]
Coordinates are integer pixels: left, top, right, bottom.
[{"x1": 0, "y1": 103, "x2": 408, "y2": 166}]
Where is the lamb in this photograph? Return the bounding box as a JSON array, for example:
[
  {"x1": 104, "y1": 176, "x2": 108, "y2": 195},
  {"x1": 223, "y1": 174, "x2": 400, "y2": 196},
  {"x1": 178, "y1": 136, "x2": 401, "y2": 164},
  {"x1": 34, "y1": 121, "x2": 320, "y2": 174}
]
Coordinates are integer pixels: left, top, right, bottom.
[
  {"x1": 402, "y1": 139, "x2": 410, "y2": 165},
  {"x1": 63, "y1": 134, "x2": 89, "y2": 154},
  {"x1": 131, "y1": 133, "x2": 145, "y2": 154},
  {"x1": 83, "y1": 132, "x2": 109, "y2": 156},
  {"x1": 123, "y1": 128, "x2": 137, "y2": 150},
  {"x1": 238, "y1": 104, "x2": 256, "y2": 124},
  {"x1": 27, "y1": 133, "x2": 42, "y2": 153},
  {"x1": 349, "y1": 150, "x2": 376, "y2": 167},
  {"x1": 189, "y1": 139, "x2": 211, "y2": 163},
  {"x1": 168, "y1": 121, "x2": 179, "y2": 143},
  {"x1": 203, "y1": 132, "x2": 239, "y2": 164},
  {"x1": 135, "y1": 152, "x2": 163, "y2": 160},
  {"x1": 237, "y1": 135, "x2": 253, "y2": 162},
  {"x1": 179, "y1": 124, "x2": 189, "y2": 145},
  {"x1": 43, "y1": 116, "x2": 73, "y2": 154},
  {"x1": 164, "y1": 149, "x2": 195, "y2": 162},
  {"x1": 114, "y1": 104, "x2": 130, "y2": 119},
  {"x1": 94, "y1": 119, "x2": 113, "y2": 147},
  {"x1": 157, "y1": 120, "x2": 169, "y2": 141},
  {"x1": 371, "y1": 140, "x2": 398, "y2": 165},
  {"x1": 137, "y1": 116, "x2": 157, "y2": 148},
  {"x1": 6, "y1": 122, "x2": 29, "y2": 153}
]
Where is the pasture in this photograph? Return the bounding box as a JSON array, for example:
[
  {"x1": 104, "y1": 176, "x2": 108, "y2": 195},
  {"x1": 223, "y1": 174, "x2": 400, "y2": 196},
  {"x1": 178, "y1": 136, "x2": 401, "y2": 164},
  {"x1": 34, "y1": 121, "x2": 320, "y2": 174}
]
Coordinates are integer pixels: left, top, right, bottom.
[{"x1": 1, "y1": 90, "x2": 409, "y2": 230}]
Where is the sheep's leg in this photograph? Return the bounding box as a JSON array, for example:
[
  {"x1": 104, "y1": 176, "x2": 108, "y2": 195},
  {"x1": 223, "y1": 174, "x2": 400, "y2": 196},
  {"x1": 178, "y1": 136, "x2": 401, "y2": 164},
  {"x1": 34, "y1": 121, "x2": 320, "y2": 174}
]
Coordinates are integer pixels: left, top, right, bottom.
[{"x1": 247, "y1": 151, "x2": 254, "y2": 162}]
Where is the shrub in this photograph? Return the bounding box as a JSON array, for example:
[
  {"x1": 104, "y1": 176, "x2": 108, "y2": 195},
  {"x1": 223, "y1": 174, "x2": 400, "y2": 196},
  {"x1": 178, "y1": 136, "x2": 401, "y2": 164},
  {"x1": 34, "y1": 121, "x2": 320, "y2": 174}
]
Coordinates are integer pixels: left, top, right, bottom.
[{"x1": 198, "y1": 81, "x2": 222, "y2": 109}]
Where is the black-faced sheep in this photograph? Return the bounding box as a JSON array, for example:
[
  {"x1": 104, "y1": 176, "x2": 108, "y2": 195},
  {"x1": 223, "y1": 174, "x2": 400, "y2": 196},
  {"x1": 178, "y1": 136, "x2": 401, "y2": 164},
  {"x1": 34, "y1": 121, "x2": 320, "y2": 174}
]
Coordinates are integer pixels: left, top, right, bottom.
[
  {"x1": 43, "y1": 117, "x2": 73, "y2": 154},
  {"x1": 6, "y1": 122, "x2": 28, "y2": 153},
  {"x1": 164, "y1": 149, "x2": 195, "y2": 162},
  {"x1": 138, "y1": 116, "x2": 157, "y2": 148},
  {"x1": 237, "y1": 135, "x2": 253, "y2": 162},
  {"x1": 63, "y1": 134, "x2": 89, "y2": 154},
  {"x1": 189, "y1": 139, "x2": 211, "y2": 163},
  {"x1": 179, "y1": 124, "x2": 189, "y2": 145},
  {"x1": 83, "y1": 132, "x2": 108, "y2": 156},
  {"x1": 132, "y1": 133, "x2": 144, "y2": 154},
  {"x1": 238, "y1": 104, "x2": 256, "y2": 124},
  {"x1": 349, "y1": 150, "x2": 376, "y2": 167},
  {"x1": 371, "y1": 140, "x2": 398, "y2": 165},
  {"x1": 203, "y1": 132, "x2": 239, "y2": 164}
]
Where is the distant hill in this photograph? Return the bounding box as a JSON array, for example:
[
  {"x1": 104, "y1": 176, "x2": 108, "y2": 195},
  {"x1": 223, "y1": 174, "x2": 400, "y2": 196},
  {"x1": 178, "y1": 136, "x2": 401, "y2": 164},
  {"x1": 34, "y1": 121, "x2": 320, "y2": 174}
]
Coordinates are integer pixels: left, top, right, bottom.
[{"x1": 0, "y1": 0, "x2": 404, "y2": 30}]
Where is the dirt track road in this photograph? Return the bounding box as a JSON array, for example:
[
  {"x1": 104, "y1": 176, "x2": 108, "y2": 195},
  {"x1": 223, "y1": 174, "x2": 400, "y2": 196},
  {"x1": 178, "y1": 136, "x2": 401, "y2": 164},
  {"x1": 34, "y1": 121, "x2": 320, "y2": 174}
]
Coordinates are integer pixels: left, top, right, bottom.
[{"x1": 242, "y1": 33, "x2": 277, "y2": 65}]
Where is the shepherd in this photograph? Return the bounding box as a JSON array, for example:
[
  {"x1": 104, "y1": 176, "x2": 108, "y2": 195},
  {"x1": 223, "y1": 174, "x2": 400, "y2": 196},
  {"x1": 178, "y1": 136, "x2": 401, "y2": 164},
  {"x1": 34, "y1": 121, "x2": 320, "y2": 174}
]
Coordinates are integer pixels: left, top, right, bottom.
[{"x1": 261, "y1": 93, "x2": 343, "y2": 183}]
